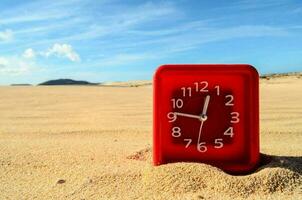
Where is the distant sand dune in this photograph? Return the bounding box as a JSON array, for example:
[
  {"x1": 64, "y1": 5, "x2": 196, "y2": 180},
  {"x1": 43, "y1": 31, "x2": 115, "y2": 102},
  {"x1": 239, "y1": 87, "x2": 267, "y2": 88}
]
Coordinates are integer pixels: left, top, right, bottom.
[{"x1": 100, "y1": 80, "x2": 152, "y2": 87}]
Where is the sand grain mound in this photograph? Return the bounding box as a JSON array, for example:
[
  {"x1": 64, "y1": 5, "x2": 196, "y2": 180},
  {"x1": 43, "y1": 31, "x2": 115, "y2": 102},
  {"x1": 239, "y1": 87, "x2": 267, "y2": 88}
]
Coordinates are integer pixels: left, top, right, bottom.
[
  {"x1": 126, "y1": 147, "x2": 152, "y2": 161},
  {"x1": 142, "y1": 155, "x2": 302, "y2": 199}
]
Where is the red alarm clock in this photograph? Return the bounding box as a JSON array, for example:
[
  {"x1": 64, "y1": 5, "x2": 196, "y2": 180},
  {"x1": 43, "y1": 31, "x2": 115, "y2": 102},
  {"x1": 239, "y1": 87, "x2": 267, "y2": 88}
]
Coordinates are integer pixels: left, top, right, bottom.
[{"x1": 153, "y1": 64, "x2": 259, "y2": 174}]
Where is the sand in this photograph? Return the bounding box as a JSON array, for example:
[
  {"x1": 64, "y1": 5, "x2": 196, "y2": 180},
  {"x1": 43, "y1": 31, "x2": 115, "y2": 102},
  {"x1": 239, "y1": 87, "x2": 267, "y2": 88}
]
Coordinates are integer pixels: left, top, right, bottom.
[{"x1": 0, "y1": 74, "x2": 301, "y2": 199}]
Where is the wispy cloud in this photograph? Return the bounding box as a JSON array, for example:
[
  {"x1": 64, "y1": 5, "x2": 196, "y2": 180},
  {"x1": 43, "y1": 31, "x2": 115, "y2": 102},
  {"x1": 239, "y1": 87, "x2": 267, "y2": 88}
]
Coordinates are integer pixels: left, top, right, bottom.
[
  {"x1": 0, "y1": 29, "x2": 13, "y2": 42},
  {"x1": 50, "y1": 1, "x2": 179, "y2": 42},
  {"x1": 90, "y1": 24, "x2": 290, "y2": 54},
  {"x1": 226, "y1": 0, "x2": 289, "y2": 10},
  {"x1": 89, "y1": 53, "x2": 155, "y2": 68},
  {"x1": 0, "y1": 0, "x2": 85, "y2": 25},
  {"x1": 162, "y1": 25, "x2": 290, "y2": 54}
]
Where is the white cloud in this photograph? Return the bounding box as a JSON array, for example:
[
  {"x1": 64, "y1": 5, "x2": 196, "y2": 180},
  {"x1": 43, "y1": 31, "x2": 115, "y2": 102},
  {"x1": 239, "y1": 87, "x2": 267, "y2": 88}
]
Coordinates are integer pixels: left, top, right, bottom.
[
  {"x1": 0, "y1": 43, "x2": 80, "y2": 77},
  {"x1": 22, "y1": 48, "x2": 36, "y2": 59},
  {"x1": 0, "y1": 29, "x2": 13, "y2": 42},
  {"x1": 44, "y1": 43, "x2": 80, "y2": 62},
  {"x1": 0, "y1": 56, "x2": 34, "y2": 75}
]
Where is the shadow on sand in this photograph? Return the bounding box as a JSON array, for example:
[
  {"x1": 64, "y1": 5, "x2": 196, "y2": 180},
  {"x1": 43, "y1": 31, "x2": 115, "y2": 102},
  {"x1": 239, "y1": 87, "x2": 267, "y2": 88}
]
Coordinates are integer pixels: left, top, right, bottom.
[{"x1": 258, "y1": 153, "x2": 302, "y2": 174}]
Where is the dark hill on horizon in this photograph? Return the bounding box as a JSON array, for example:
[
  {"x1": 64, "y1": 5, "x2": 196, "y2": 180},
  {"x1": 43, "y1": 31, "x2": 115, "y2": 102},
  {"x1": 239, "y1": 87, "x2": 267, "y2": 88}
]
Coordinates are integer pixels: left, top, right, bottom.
[
  {"x1": 38, "y1": 79, "x2": 97, "y2": 86},
  {"x1": 11, "y1": 84, "x2": 32, "y2": 86}
]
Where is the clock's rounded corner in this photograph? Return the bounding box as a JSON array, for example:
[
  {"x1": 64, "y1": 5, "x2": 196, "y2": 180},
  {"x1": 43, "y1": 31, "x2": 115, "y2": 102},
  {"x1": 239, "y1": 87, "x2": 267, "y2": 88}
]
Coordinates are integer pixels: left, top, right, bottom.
[
  {"x1": 244, "y1": 64, "x2": 259, "y2": 78},
  {"x1": 153, "y1": 64, "x2": 174, "y2": 80}
]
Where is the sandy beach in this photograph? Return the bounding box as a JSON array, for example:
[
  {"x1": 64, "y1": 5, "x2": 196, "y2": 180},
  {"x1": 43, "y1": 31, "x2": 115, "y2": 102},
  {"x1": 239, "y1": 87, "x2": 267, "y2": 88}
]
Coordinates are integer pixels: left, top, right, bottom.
[{"x1": 0, "y1": 74, "x2": 301, "y2": 199}]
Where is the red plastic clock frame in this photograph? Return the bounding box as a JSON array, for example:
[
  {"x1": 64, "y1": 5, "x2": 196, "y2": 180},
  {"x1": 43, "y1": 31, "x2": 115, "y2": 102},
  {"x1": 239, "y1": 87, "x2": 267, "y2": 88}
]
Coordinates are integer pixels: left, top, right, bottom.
[{"x1": 153, "y1": 64, "x2": 259, "y2": 174}]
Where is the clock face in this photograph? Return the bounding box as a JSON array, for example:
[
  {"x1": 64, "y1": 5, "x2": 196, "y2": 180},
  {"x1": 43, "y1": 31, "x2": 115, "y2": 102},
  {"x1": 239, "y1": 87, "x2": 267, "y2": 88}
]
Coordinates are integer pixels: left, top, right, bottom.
[{"x1": 153, "y1": 64, "x2": 259, "y2": 174}]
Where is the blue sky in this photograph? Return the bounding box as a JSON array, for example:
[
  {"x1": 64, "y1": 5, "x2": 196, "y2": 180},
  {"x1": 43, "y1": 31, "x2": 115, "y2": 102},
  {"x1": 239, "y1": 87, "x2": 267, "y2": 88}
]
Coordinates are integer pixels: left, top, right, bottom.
[{"x1": 0, "y1": 0, "x2": 302, "y2": 85}]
